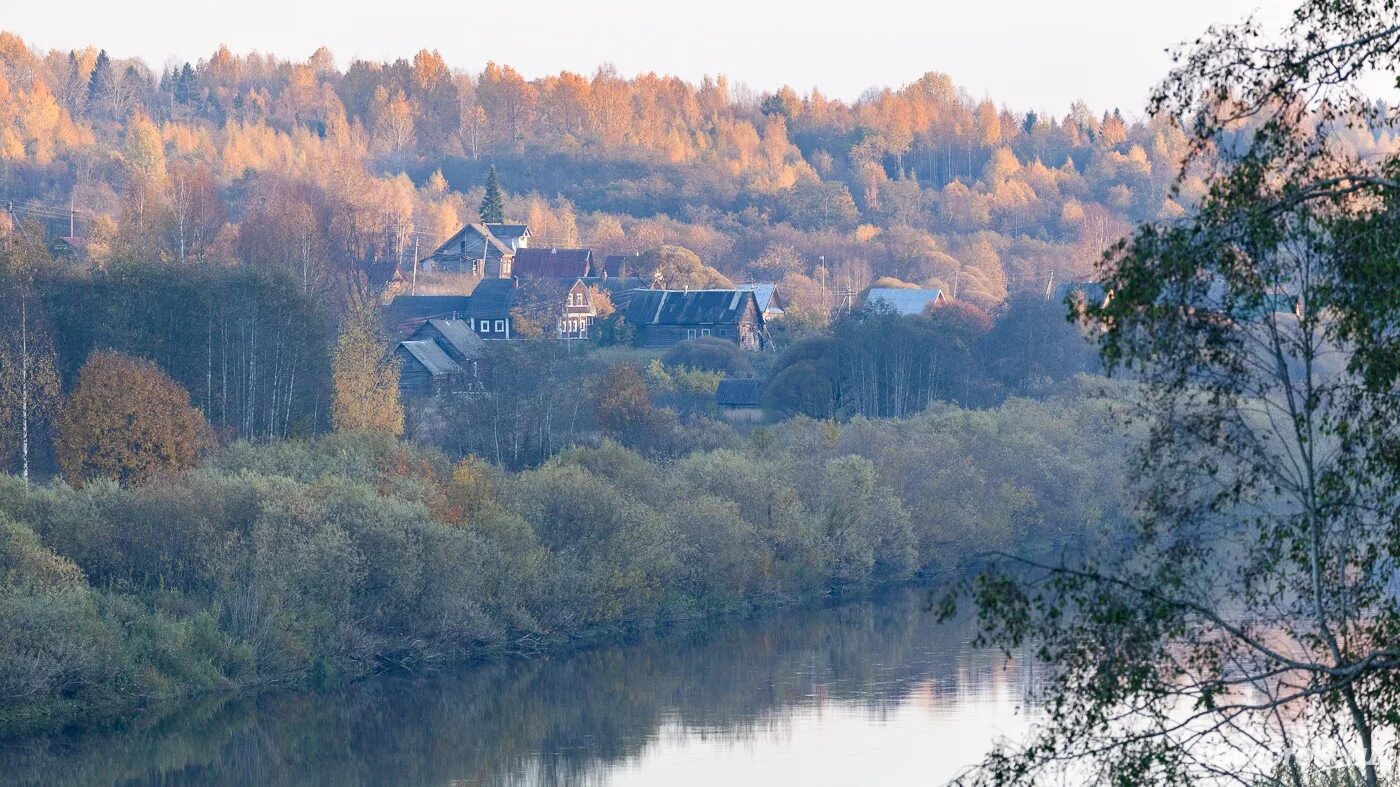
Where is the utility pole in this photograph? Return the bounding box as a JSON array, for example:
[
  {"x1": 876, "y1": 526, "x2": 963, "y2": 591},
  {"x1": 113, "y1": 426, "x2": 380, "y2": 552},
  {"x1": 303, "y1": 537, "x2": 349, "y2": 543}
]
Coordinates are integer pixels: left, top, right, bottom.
[
  {"x1": 69, "y1": 196, "x2": 75, "y2": 237},
  {"x1": 411, "y1": 236, "x2": 419, "y2": 295},
  {"x1": 1045, "y1": 269, "x2": 1055, "y2": 300}
]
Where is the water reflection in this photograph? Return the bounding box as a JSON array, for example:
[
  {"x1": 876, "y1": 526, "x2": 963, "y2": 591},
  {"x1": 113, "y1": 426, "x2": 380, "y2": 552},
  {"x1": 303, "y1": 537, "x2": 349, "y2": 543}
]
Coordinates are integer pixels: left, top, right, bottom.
[{"x1": 1, "y1": 589, "x2": 1040, "y2": 786}]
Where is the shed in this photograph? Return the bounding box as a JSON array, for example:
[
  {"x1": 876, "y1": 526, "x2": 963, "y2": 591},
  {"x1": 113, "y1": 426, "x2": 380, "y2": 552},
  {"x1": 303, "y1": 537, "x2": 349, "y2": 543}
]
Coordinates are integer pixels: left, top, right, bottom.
[
  {"x1": 397, "y1": 339, "x2": 464, "y2": 397},
  {"x1": 715, "y1": 378, "x2": 765, "y2": 424}
]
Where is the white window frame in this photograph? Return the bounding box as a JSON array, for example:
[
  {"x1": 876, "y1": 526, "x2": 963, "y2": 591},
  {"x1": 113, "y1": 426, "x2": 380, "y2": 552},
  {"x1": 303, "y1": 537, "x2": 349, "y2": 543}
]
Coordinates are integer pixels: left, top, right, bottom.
[
  {"x1": 687, "y1": 329, "x2": 697, "y2": 339},
  {"x1": 700, "y1": 328, "x2": 711, "y2": 337},
  {"x1": 480, "y1": 322, "x2": 491, "y2": 334},
  {"x1": 495, "y1": 320, "x2": 505, "y2": 333}
]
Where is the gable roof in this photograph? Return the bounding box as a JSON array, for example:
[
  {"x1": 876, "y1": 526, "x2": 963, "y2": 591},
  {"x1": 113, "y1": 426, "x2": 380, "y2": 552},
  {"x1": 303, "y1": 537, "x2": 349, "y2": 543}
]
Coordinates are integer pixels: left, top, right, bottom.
[
  {"x1": 428, "y1": 223, "x2": 517, "y2": 262},
  {"x1": 622, "y1": 289, "x2": 760, "y2": 326},
  {"x1": 484, "y1": 223, "x2": 530, "y2": 247},
  {"x1": 385, "y1": 295, "x2": 472, "y2": 337},
  {"x1": 715, "y1": 378, "x2": 764, "y2": 407},
  {"x1": 512, "y1": 247, "x2": 595, "y2": 279},
  {"x1": 464, "y1": 278, "x2": 518, "y2": 320},
  {"x1": 865, "y1": 287, "x2": 946, "y2": 316},
  {"x1": 735, "y1": 283, "x2": 782, "y2": 313},
  {"x1": 399, "y1": 340, "x2": 463, "y2": 377},
  {"x1": 415, "y1": 319, "x2": 489, "y2": 361}
]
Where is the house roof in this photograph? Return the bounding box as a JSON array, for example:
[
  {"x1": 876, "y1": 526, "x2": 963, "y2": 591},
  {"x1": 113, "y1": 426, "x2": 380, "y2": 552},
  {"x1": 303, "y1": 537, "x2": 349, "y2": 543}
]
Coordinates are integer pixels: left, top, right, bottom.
[
  {"x1": 416, "y1": 319, "x2": 489, "y2": 360},
  {"x1": 428, "y1": 223, "x2": 518, "y2": 262},
  {"x1": 484, "y1": 223, "x2": 530, "y2": 246},
  {"x1": 579, "y1": 276, "x2": 650, "y2": 294},
  {"x1": 865, "y1": 287, "x2": 945, "y2": 316},
  {"x1": 715, "y1": 378, "x2": 764, "y2": 407},
  {"x1": 464, "y1": 278, "x2": 518, "y2": 320},
  {"x1": 512, "y1": 247, "x2": 595, "y2": 279},
  {"x1": 385, "y1": 295, "x2": 473, "y2": 337},
  {"x1": 622, "y1": 289, "x2": 760, "y2": 326},
  {"x1": 735, "y1": 283, "x2": 782, "y2": 313},
  {"x1": 363, "y1": 260, "x2": 404, "y2": 287},
  {"x1": 604, "y1": 253, "x2": 644, "y2": 277},
  {"x1": 399, "y1": 340, "x2": 463, "y2": 376}
]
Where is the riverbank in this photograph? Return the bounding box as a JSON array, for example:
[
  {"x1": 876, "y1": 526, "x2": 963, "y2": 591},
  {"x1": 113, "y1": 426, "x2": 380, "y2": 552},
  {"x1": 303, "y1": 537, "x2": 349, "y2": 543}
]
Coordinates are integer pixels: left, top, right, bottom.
[
  {"x1": 1, "y1": 588, "x2": 1027, "y2": 787},
  {"x1": 0, "y1": 391, "x2": 1127, "y2": 738}
]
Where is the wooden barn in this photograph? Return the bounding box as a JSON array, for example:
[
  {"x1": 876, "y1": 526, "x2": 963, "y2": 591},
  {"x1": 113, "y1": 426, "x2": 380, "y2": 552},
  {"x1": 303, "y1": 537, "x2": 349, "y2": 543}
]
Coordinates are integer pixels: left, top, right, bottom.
[{"x1": 396, "y1": 339, "x2": 466, "y2": 397}]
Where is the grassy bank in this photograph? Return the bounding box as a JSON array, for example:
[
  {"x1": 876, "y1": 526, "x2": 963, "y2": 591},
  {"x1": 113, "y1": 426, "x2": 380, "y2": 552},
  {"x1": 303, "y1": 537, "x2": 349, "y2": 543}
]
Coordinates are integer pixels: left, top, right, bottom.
[{"x1": 0, "y1": 385, "x2": 1129, "y2": 736}]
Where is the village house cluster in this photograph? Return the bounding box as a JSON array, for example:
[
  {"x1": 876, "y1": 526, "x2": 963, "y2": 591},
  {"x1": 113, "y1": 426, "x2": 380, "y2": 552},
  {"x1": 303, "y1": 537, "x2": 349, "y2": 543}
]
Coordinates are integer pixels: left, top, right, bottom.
[{"x1": 383, "y1": 222, "x2": 801, "y2": 398}]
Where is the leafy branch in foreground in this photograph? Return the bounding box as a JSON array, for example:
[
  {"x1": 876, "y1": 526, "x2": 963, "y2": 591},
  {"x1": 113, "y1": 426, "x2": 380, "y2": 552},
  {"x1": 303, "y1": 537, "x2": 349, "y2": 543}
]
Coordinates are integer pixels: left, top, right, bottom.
[{"x1": 946, "y1": 2, "x2": 1400, "y2": 785}]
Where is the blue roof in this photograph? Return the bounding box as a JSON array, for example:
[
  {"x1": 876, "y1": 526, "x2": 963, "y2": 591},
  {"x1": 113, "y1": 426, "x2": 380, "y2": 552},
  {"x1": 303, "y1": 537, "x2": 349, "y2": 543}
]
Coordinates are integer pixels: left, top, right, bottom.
[
  {"x1": 865, "y1": 288, "x2": 945, "y2": 316},
  {"x1": 735, "y1": 283, "x2": 781, "y2": 313}
]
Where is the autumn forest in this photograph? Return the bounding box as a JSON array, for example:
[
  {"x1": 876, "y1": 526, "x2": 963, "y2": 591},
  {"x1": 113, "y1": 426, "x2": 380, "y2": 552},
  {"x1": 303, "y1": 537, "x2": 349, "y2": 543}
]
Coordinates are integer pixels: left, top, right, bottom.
[{"x1": 0, "y1": 33, "x2": 1273, "y2": 312}]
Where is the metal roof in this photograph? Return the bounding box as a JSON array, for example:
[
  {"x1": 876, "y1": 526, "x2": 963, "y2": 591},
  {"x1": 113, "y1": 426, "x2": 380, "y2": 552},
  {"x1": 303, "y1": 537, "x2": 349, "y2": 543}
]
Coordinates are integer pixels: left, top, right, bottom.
[
  {"x1": 865, "y1": 288, "x2": 945, "y2": 316},
  {"x1": 735, "y1": 283, "x2": 781, "y2": 313},
  {"x1": 512, "y1": 247, "x2": 595, "y2": 279},
  {"x1": 622, "y1": 289, "x2": 759, "y2": 326},
  {"x1": 399, "y1": 340, "x2": 464, "y2": 376},
  {"x1": 417, "y1": 319, "x2": 489, "y2": 360}
]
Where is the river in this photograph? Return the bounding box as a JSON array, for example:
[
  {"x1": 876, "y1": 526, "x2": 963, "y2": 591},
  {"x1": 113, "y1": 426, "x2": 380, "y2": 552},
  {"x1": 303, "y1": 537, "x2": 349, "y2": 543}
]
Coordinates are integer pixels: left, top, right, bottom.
[{"x1": 1, "y1": 588, "x2": 1044, "y2": 786}]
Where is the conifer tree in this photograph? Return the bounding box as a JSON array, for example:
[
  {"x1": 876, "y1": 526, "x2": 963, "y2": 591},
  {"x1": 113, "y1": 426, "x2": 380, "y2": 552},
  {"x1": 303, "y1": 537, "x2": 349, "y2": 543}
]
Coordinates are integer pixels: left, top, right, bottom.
[
  {"x1": 87, "y1": 49, "x2": 112, "y2": 111},
  {"x1": 479, "y1": 165, "x2": 504, "y2": 223}
]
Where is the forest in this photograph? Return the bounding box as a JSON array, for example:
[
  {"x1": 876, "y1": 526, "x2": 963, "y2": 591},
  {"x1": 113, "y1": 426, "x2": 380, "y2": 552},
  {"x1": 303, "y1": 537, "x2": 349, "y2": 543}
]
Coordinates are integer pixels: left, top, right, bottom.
[{"x1": 0, "y1": 29, "x2": 1355, "y2": 315}]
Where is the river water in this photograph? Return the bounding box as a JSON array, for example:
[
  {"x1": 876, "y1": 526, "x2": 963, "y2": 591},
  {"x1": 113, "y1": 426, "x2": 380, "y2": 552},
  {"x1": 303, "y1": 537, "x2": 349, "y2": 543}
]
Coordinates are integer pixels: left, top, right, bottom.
[{"x1": 2, "y1": 589, "x2": 1045, "y2": 786}]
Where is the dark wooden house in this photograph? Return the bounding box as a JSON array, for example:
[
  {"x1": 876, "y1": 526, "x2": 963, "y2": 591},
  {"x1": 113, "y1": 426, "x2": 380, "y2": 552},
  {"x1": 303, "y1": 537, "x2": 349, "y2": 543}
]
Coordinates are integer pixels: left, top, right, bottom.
[
  {"x1": 396, "y1": 339, "x2": 465, "y2": 397},
  {"x1": 397, "y1": 318, "x2": 491, "y2": 398},
  {"x1": 621, "y1": 289, "x2": 765, "y2": 350},
  {"x1": 420, "y1": 223, "x2": 531, "y2": 277}
]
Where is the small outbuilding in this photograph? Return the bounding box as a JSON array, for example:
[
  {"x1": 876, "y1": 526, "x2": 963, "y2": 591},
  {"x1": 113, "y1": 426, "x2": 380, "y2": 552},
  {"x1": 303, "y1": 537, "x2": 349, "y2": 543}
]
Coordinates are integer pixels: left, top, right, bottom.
[{"x1": 715, "y1": 378, "x2": 765, "y2": 423}]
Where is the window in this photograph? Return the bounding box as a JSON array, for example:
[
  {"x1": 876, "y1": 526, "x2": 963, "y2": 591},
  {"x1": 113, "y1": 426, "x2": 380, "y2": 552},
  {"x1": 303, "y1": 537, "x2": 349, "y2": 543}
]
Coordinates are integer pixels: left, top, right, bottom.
[
  {"x1": 495, "y1": 320, "x2": 505, "y2": 333},
  {"x1": 480, "y1": 322, "x2": 491, "y2": 334},
  {"x1": 686, "y1": 329, "x2": 697, "y2": 339},
  {"x1": 700, "y1": 329, "x2": 711, "y2": 337}
]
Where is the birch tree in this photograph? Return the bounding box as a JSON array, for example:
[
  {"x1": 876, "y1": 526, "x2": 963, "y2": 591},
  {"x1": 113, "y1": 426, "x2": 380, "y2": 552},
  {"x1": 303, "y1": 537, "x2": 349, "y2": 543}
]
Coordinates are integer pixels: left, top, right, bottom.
[{"x1": 948, "y1": 2, "x2": 1400, "y2": 784}]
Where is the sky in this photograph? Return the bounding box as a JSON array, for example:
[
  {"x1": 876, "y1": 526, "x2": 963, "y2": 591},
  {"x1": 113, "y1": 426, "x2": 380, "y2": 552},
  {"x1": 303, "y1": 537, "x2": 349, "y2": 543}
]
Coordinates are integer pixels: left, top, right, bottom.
[{"x1": 2, "y1": 0, "x2": 1301, "y2": 115}]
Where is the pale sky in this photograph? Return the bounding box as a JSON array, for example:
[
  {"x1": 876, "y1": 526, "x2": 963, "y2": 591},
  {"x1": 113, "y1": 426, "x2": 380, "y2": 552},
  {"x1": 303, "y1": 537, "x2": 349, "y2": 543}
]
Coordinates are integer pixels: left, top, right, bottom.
[{"x1": 3, "y1": 0, "x2": 1302, "y2": 115}]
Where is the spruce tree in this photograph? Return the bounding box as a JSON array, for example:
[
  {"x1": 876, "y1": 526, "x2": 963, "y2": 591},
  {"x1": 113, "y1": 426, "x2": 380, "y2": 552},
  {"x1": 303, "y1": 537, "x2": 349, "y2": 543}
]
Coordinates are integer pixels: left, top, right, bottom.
[
  {"x1": 87, "y1": 49, "x2": 112, "y2": 111},
  {"x1": 479, "y1": 165, "x2": 504, "y2": 224}
]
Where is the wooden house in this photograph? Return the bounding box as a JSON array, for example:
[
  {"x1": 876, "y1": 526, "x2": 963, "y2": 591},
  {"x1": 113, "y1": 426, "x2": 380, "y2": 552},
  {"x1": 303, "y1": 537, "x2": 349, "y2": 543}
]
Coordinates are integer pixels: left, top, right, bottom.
[
  {"x1": 420, "y1": 223, "x2": 531, "y2": 277},
  {"x1": 559, "y1": 276, "x2": 649, "y2": 339},
  {"x1": 621, "y1": 289, "x2": 765, "y2": 350}
]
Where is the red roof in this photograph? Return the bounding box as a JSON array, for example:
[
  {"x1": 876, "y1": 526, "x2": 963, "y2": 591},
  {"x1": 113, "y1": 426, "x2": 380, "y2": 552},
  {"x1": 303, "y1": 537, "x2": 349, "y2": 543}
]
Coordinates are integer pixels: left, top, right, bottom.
[{"x1": 511, "y1": 248, "x2": 595, "y2": 279}]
